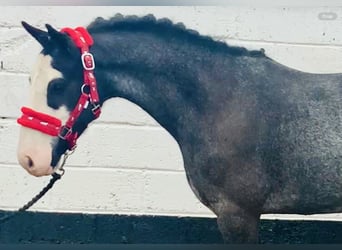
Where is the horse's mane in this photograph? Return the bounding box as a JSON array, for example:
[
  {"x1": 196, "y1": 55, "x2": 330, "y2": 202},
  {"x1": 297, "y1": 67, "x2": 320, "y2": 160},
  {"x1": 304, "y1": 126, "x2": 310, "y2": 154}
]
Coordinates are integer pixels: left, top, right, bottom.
[{"x1": 87, "y1": 14, "x2": 265, "y2": 58}]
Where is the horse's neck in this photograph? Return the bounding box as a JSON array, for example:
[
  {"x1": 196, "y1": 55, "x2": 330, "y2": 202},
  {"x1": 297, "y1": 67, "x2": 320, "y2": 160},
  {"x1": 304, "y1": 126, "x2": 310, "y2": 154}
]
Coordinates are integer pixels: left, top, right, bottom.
[{"x1": 91, "y1": 30, "x2": 215, "y2": 138}]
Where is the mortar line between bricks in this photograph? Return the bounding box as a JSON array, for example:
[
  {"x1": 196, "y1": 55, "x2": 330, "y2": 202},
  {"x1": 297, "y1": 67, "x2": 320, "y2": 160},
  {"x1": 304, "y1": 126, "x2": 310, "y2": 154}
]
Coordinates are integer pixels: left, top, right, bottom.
[
  {"x1": 217, "y1": 37, "x2": 342, "y2": 48},
  {"x1": 0, "y1": 163, "x2": 185, "y2": 174},
  {"x1": 0, "y1": 26, "x2": 23, "y2": 30},
  {"x1": 0, "y1": 71, "x2": 29, "y2": 75},
  {"x1": 2, "y1": 27, "x2": 342, "y2": 48},
  {"x1": 0, "y1": 118, "x2": 164, "y2": 129}
]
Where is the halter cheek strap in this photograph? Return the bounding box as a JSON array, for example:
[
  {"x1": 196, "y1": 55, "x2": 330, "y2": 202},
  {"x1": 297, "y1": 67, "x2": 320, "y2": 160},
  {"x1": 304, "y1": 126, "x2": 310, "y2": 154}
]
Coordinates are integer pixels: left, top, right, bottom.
[{"x1": 17, "y1": 26, "x2": 101, "y2": 150}]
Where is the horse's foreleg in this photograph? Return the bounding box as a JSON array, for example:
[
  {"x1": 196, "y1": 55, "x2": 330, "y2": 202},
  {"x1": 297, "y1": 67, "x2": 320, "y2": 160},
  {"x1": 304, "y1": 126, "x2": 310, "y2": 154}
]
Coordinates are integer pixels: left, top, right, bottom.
[{"x1": 216, "y1": 204, "x2": 260, "y2": 243}]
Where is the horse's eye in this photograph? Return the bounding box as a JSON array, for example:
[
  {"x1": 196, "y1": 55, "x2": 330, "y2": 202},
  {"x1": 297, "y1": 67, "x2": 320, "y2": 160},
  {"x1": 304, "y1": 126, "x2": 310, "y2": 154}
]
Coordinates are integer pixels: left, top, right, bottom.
[{"x1": 49, "y1": 79, "x2": 67, "y2": 94}]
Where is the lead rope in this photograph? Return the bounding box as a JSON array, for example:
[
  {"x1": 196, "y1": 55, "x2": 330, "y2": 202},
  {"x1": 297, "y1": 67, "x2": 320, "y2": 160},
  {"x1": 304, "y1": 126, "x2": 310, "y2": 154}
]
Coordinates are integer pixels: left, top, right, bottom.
[{"x1": 0, "y1": 149, "x2": 74, "y2": 224}]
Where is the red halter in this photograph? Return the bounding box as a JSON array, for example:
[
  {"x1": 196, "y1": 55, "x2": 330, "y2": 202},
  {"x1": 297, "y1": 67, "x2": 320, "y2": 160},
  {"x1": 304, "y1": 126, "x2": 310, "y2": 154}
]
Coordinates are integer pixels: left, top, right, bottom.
[{"x1": 17, "y1": 27, "x2": 101, "y2": 150}]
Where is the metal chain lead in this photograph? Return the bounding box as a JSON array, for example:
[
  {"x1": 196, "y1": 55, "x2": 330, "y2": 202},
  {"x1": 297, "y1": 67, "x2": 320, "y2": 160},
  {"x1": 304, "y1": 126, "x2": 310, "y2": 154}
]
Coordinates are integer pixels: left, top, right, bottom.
[{"x1": 0, "y1": 149, "x2": 75, "y2": 224}]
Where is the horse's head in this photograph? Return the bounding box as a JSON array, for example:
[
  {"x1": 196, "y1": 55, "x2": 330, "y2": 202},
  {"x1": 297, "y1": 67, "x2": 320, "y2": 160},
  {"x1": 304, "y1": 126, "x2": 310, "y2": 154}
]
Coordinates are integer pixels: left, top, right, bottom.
[{"x1": 17, "y1": 22, "x2": 99, "y2": 177}]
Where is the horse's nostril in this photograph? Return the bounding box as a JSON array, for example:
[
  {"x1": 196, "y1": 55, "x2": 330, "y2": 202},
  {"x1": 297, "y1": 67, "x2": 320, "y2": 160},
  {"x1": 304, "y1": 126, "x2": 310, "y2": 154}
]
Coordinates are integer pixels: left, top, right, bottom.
[{"x1": 26, "y1": 156, "x2": 34, "y2": 168}]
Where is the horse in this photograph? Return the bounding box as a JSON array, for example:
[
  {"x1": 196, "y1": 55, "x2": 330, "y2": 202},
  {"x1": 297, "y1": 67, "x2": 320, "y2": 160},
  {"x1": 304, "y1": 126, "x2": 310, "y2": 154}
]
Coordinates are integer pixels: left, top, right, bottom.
[{"x1": 16, "y1": 14, "x2": 342, "y2": 243}]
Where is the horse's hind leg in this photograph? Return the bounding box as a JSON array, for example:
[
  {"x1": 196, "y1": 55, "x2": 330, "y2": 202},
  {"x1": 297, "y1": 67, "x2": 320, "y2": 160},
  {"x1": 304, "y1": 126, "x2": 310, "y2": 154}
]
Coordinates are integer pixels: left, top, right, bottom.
[{"x1": 216, "y1": 203, "x2": 260, "y2": 243}]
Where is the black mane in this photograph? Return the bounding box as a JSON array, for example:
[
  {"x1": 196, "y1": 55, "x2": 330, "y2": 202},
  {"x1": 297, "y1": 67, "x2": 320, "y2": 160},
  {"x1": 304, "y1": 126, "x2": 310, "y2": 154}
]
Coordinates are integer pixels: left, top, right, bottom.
[{"x1": 87, "y1": 14, "x2": 265, "y2": 58}]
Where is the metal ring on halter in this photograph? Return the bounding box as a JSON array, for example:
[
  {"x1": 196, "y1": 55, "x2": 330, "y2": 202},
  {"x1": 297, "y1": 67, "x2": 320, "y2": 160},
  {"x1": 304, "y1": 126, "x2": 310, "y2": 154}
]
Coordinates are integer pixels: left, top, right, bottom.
[{"x1": 81, "y1": 84, "x2": 90, "y2": 95}]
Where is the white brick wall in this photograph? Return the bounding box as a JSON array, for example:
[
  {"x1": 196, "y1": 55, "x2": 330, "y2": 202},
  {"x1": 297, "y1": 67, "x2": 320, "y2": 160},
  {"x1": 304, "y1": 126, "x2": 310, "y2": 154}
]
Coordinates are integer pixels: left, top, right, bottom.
[{"x1": 1, "y1": 6, "x2": 342, "y2": 221}]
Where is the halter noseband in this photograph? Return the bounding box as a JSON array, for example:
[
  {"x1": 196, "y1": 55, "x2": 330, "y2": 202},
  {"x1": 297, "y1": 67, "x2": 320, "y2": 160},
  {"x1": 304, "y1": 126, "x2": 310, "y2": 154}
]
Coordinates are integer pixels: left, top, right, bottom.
[{"x1": 17, "y1": 27, "x2": 101, "y2": 151}]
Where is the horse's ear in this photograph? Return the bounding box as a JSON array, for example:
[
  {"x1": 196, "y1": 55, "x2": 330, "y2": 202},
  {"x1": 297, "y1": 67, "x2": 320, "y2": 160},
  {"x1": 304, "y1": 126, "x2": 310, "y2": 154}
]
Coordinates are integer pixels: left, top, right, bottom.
[
  {"x1": 46, "y1": 24, "x2": 61, "y2": 39},
  {"x1": 45, "y1": 24, "x2": 74, "y2": 51},
  {"x1": 22, "y1": 21, "x2": 50, "y2": 48}
]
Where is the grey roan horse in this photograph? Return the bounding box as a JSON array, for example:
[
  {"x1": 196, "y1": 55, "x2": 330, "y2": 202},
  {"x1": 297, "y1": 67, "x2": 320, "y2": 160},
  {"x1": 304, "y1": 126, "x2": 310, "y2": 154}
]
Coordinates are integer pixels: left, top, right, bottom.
[{"x1": 17, "y1": 14, "x2": 342, "y2": 243}]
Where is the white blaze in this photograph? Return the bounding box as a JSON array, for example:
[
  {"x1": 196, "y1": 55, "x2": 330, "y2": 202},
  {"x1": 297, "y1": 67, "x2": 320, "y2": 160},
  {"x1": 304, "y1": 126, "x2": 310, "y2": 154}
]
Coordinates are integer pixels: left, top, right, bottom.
[{"x1": 17, "y1": 54, "x2": 69, "y2": 177}]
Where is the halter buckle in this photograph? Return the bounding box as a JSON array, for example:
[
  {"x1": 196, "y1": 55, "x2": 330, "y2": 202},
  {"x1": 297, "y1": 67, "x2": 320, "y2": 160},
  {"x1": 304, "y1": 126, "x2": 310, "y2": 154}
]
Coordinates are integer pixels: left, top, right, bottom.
[
  {"x1": 58, "y1": 125, "x2": 72, "y2": 140},
  {"x1": 81, "y1": 52, "x2": 95, "y2": 70},
  {"x1": 91, "y1": 103, "x2": 101, "y2": 118}
]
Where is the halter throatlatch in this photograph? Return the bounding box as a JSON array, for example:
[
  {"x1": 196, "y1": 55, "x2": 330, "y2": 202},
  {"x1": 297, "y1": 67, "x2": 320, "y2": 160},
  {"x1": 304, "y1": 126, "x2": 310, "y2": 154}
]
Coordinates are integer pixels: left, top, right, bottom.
[{"x1": 17, "y1": 26, "x2": 101, "y2": 151}]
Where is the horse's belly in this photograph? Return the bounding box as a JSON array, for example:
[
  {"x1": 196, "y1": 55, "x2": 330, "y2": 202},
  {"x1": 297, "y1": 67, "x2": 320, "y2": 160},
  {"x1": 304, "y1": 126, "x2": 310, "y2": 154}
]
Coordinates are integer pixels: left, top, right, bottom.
[{"x1": 262, "y1": 158, "x2": 342, "y2": 214}]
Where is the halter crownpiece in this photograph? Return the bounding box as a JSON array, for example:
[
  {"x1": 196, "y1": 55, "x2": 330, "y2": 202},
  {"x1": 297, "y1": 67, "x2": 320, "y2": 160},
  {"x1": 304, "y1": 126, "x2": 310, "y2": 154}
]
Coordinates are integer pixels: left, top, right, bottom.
[{"x1": 17, "y1": 26, "x2": 101, "y2": 151}]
